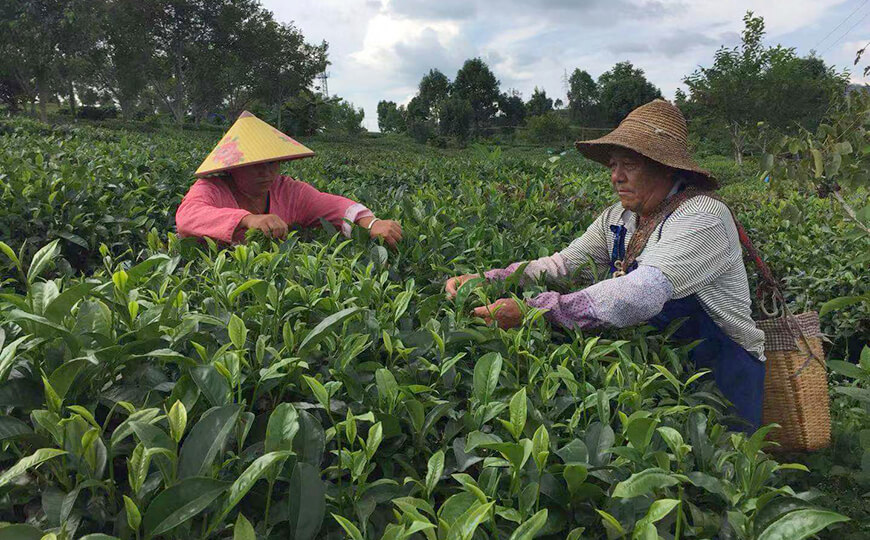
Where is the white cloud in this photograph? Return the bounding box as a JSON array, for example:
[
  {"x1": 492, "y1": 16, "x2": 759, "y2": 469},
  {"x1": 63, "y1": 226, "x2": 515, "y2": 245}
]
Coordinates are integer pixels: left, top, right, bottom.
[
  {"x1": 350, "y1": 14, "x2": 462, "y2": 74},
  {"x1": 262, "y1": 0, "x2": 860, "y2": 130}
]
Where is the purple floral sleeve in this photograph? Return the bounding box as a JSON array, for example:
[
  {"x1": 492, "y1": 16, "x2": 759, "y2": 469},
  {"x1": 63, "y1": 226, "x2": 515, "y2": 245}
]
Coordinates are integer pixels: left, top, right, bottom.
[
  {"x1": 484, "y1": 262, "x2": 523, "y2": 281},
  {"x1": 525, "y1": 290, "x2": 602, "y2": 329},
  {"x1": 525, "y1": 265, "x2": 674, "y2": 330},
  {"x1": 483, "y1": 253, "x2": 570, "y2": 283}
]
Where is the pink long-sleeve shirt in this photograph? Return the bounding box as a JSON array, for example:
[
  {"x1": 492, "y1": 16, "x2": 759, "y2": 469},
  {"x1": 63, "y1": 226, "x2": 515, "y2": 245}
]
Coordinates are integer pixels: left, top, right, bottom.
[{"x1": 175, "y1": 175, "x2": 373, "y2": 244}]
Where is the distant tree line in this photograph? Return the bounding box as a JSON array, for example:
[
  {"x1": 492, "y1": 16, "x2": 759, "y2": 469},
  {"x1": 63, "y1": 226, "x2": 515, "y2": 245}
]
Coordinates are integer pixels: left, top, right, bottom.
[
  {"x1": 378, "y1": 12, "x2": 849, "y2": 153},
  {"x1": 0, "y1": 0, "x2": 368, "y2": 134},
  {"x1": 1, "y1": 3, "x2": 851, "y2": 148},
  {"x1": 377, "y1": 59, "x2": 663, "y2": 144}
]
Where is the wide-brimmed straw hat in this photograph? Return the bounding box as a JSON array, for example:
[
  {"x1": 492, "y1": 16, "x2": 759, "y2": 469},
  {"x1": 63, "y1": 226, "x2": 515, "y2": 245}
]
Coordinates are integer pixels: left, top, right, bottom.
[
  {"x1": 575, "y1": 99, "x2": 717, "y2": 190},
  {"x1": 195, "y1": 111, "x2": 315, "y2": 177}
]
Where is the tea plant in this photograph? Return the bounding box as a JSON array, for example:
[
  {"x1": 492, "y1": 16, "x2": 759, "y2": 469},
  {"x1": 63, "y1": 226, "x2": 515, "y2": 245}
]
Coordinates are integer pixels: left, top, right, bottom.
[{"x1": 0, "y1": 118, "x2": 861, "y2": 538}]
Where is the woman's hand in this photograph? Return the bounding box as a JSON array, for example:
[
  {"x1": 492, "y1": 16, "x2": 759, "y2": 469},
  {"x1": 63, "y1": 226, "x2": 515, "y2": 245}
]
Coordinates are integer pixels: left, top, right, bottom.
[
  {"x1": 472, "y1": 298, "x2": 523, "y2": 329},
  {"x1": 369, "y1": 219, "x2": 403, "y2": 248},
  {"x1": 445, "y1": 274, "x2": 482, "y2": 299},
  {"x1": 240, "y1": 214, "x2": 288, "y2": 239}
]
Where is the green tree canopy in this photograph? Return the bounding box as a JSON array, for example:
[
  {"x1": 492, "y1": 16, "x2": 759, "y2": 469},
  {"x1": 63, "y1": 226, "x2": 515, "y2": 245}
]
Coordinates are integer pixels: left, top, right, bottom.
[
  {"x1": 567, "y1": 68, "x2": 599, "y2": 124},
  {"x1": 377, "y1": 100, "x2": 405, "y2": 133},
  {"x1": 497, "y1": 92, "x2": 525, "y2": 127},
  {"x1": 438, "y1": 96, "x2": 473, "y2": 142},
  {"x1": 597, "y1": 61, "x2": 662, "y2": 125},
  {"x1": 451, "y1": 58, "x2": 500, "y2": 133},
  {"x1": 417, "y1": 68, "x2": 450, "y2": 118},
  {"x1": 526, "y1": 87, "x2": 553, "y2": 117},
  {"x1": 0, "y1": 0, "x2": 328, "y2": 124},
  {"x1": 682, "y1": 11, "x2": 847, "y2": 161}
]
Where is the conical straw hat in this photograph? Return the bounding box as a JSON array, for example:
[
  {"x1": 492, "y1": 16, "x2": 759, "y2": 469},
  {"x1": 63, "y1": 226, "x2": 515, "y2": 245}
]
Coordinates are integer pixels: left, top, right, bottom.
[
  {"x1": 575, "y1": 99, "x2": 717, "y2": 190},
  {"x1": 195, "y1": 111, "x2": 315, "y2": 177}
]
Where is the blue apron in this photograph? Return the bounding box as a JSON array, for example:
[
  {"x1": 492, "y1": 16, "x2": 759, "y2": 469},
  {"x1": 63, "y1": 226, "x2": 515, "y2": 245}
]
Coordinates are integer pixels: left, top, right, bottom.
[{"x1": 609, "y1": 224, "x2": 765, "y2": 431}]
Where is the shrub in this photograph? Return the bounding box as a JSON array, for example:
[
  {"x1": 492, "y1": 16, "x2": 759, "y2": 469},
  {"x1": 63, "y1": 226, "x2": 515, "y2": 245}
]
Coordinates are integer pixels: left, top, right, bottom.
[
  {"x1": 76, "y1": 105, "x2": 119, "y2": 121},
  {"x1": 524, "y1": 112, "x2": 571, "y2": 144}
]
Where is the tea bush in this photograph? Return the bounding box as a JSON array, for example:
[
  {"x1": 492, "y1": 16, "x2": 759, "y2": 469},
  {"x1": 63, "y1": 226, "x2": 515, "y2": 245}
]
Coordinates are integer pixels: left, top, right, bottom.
[{"x1": 0, "y1": 119, "x2": 865, "y2": 539}]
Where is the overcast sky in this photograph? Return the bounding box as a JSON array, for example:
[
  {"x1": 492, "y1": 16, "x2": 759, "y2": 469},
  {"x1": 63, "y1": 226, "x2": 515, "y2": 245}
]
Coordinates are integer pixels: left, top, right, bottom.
[{"x1": 261, "y1": 0, "x2": 870, "y2": 131}]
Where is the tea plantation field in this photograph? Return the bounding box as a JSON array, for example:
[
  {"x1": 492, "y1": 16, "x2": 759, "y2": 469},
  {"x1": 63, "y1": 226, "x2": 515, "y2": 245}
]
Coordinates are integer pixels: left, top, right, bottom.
[{"x1": 0, "y1": 118, "x2": 868, "y2": 539}]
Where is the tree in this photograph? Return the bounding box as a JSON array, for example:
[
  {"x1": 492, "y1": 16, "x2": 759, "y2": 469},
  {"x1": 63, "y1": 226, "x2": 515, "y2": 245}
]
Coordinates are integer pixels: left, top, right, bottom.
[
  {"x1": 281, "y1": 89, "x2": 330, "y2": 136},
  {"x1": 403, "y1": 95, "x2": 435, "y2": 143},
  {"x1": 51, "y1": 0, "x2": 104, "y2": 118},
  {"x1": 497, "y1": 93, "x2": 525, "y2": 127},
  {"x1": 438, "y1": 96, "x2": 472, "y2": 142},
  {"x1": 0, "y1": 78, "x2": 26, "y2": 113},
  {"x1": 377, "y1": 100, "x2": 405, "y2": 133},
  {"x1": 95, "y1": 0, "x2": 153, "y2": 116},
  {"x1": 0, "y1": 0, "x2": 98, "y2": 122},
  {"x1": 325, "y1": 99, "x2": 365, "y2": 134},
  {"x1": 452, "y1": 58, "x2": 500, "y2": 133},
  {"x1": 568, "y1": 68, "x2": 599, "y2": 124},
  {"x1": 526, "y1": 87, "x2": 553, "y2": 117},
  {"x1": 256, "y1": 20, "x2": 328, "y2": 129},
  {"x1": 597, "y1": 61, "x2": 662, "y2": 126},
  {"x1": 525, "y1": 112, "x2": 570, "y2": 144},
  {"x1": 683, "y1": 12, "x2": 846, "y2": 162},
  {"x1": 417, "y1": 69, "x2": 450, "y2": 118}
]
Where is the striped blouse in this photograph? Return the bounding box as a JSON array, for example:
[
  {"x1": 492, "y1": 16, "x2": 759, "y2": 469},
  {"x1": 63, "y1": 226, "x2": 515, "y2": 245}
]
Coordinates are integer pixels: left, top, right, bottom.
[
  {"x1": 560, "y1": 195, "x2": 765, "y2": 359},
  {"x1": 485, "y1": 194, "x2": 765, "y2": 360}
]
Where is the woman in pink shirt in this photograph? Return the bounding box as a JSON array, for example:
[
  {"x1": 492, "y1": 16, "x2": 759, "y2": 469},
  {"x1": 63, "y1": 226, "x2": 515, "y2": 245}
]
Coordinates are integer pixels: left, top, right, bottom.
[{"x1": 176, "y1": 111, "x2": 402, "y2": 246}]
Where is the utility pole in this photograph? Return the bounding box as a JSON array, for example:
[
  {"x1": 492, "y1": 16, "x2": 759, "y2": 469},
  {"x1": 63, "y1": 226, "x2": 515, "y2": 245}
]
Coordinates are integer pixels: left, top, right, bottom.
[
  {"x1": 317, "y1": 72, "x2": 330, "y2": 97},
  {"x1": 561, "y1": 68, "x2": 570, "y2": 101}
]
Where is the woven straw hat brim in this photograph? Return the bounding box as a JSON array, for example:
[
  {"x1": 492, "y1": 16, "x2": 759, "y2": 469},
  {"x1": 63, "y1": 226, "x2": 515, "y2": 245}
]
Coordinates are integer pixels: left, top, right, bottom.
[
  {"x1": 575, "y1": 136, "x2": 718, "y2": 190},
  {"x1": 574, "y1": 100, "x2": 718, "y2": 190}
]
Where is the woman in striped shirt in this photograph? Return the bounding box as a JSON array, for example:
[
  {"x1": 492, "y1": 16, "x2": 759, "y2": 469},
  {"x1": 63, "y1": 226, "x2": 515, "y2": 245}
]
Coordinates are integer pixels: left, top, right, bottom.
[{"x1": 445, "y1": 99, "x2": 765, "y2": 430}]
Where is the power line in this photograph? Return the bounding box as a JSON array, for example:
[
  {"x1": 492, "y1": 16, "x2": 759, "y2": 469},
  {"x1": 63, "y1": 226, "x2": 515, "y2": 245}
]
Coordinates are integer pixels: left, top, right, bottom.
[
  {"x1": 813, "y1": 0, "x2": 869, "y2": 51},
  {"x1": 820, "y1": 8, "x2": 870, "y2": 55}
]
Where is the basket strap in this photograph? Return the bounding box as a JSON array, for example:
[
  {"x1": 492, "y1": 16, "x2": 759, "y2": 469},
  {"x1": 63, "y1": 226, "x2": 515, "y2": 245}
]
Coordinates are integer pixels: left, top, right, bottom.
[
  {"x1": 618, "y1": 188, "x2": 779, "y2": 298},
  {"x1": 618, "y1": 188, "x2": 826, "y2": 374},
  {"x1": 709, "y1": 196, "x2": 826, "y2": 374}
]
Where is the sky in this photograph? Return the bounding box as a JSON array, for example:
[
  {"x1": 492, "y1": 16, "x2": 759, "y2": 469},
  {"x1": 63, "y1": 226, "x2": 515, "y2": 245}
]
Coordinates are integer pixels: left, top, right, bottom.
[{"x1": 261, "y1": 0, "x2": 870, "y2": 131}]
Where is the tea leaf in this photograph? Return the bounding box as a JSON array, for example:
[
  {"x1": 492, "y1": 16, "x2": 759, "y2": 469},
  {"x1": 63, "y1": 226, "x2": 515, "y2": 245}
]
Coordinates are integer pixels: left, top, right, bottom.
[
  {"x1": 425, "y1": 450, "x2": 444, "y2": 499},
  {"x1": 508, "y1": 387, "x2": 527, "y2": 440},
  {"x1": 473, "y1": 352, "x2": 502, "y2": 405},
  {"x1": 123, "y1": 495, "x2": 141, "y2": 531},
  {"x1": 298, "y1": 307, "x2": 362, "y2": 353},
  {"x1": 0, "y1": 525, "x2": 45, "y2": 540},
  {"x1": 303, "y1": 375, "x2": 330, "y2": 411},
  {"x1": 266, "y1": 402, "x2": 299, "y2": 453},
  {"x1": 177, "y1": 405, "x2": 240, "y2": 478},
  {"x1": 190, "y1": 365, "x2": 231, "y2": 407},
  {"x1": 756, "y1": 509, "x2": 849, "y2": 540},
  {"x1": 233, "y1": 513, "x2": 256, "y2": 540},
  {"x1": 509, "y1": 508, "x2": 548, "y2": 540},
  {"x1": 27, "y1": 240, "x2": 60, "y2": 284},
  {"x1": 0, "y1": 448, "x2": 66, "y2": 488},
  {"x1": 288, "y1": 462, "x2": 326, "y2": 540},
  {"x1": 211, "y1": 450, "x2": 293, "y2": 528},
  {"x1": 142, "y1": 477, "x2": 228, "y2": 538},
  {"x1": 228, "y1": 314, "x2": 247, "y2": 349},
  {"x1": 331, "y1": 514, "x2": 364, "y2": 540},
  {"x1": 612, "y1": 468, "x2": 681, "y2": 498},
  {"x1": 168, "y1": 400, "x2": 187, "y2": 443}
]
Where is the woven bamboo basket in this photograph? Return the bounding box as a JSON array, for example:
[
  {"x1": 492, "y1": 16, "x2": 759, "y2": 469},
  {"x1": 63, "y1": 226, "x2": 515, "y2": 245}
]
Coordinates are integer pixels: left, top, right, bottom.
[{"x1": 758, "y1": 311, "x2": 831, "y2": 452}]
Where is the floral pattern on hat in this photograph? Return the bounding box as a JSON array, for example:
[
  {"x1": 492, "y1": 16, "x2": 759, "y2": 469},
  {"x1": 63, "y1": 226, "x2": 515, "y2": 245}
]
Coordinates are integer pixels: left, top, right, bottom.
[{"x1": 212, "y1": 136, "x2": 245, "y2": 166}]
